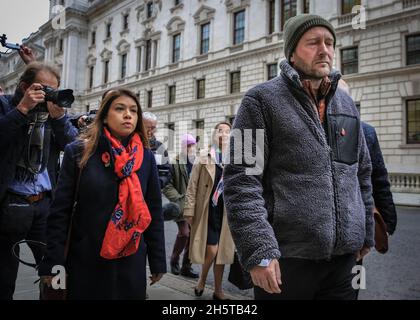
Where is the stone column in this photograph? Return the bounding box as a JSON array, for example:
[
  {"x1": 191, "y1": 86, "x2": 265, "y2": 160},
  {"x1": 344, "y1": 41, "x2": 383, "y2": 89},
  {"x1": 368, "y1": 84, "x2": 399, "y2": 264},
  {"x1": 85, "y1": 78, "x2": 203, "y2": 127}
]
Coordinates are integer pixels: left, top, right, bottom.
[
  {"x1": 297, "y1": 0, "x2": 304, "y2": 15},
  {"x1": 151, "y1": 40, "x2": 156, "y2": 69},
  {"x1": 275, "y1": 0, "x2": 281, "y2": 32}
]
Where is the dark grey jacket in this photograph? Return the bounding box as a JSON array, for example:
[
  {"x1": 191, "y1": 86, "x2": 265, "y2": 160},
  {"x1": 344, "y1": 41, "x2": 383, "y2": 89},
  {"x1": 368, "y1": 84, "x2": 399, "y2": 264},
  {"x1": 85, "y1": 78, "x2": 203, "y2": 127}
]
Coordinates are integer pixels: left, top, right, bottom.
[{"x1": 223, "y1": 60, "x2": 374, "y2": 271}]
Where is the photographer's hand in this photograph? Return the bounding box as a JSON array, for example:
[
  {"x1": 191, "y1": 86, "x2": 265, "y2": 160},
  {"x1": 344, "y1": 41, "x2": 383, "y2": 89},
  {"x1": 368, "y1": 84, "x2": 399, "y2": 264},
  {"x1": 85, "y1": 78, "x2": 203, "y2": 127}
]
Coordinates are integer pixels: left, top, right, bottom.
[
  {"x1": 17, "y1": 83, "x2": 45, "y2": 115},
  {"x1": 47, "y1": 102, "x2": 65, "y2": 119},
  {"x1": 19, "y1": 45, "x2": 36, "y2": 64}
]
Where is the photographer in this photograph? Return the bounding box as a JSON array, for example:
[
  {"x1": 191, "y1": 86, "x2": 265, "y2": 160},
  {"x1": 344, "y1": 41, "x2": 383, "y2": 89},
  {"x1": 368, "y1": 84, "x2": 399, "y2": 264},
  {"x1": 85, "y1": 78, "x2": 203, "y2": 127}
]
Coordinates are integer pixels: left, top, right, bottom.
[
  {"x1": 69, "y1": 110, "x2": 97, "y2": 133},
  {"x1": 0, "y1": 62, "x2": 78, "y2": 300}
]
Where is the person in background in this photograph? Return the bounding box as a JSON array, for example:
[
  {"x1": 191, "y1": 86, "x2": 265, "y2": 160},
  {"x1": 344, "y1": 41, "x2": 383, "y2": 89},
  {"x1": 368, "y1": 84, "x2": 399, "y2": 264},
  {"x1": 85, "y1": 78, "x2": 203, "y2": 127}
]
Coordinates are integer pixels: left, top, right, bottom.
[
  {"x1": 338, "y1": 79, "x2": 397, "y2": 236},
  {"x1": 184, "y1": 122, "x2": 235, "y2": 300},
  {"x1": 163, "y1": 134, "x2": 200, "y2": 279},
  {"x1": 142, "y1": 112, "x2": 171, "y2": 188}
]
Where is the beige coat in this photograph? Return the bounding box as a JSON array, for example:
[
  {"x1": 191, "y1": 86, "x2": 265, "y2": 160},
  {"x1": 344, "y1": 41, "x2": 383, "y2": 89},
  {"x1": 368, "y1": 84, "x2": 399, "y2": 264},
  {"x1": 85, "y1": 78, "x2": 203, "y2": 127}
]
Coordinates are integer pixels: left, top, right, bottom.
[{"x1": 183, "y1": 151, "x2": 235, "y2": 265}]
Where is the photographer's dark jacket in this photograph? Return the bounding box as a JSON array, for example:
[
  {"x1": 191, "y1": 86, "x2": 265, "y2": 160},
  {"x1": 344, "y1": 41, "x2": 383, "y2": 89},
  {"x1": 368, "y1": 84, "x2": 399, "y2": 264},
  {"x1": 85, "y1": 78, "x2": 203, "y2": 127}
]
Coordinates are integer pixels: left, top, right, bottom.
[
  {"x1": 223, "y1": 60, "x2": 374, "y2": 271},
  {"x1": 0, "y1": 94, "x2": 78, "y2": 201},
  {"x1": 38, "y1": 137, "x2": 166, "y2": 299},
  {"x1": 362, "y1": 122, "x2": 397, "y2": 234}
]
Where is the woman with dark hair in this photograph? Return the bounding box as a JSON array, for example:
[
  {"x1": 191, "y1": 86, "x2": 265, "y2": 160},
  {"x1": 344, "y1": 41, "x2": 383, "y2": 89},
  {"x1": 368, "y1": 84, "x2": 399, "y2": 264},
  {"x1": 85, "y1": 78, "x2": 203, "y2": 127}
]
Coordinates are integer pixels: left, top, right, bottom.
[
  {"x1": 184, "y1": 122, "x2": 235, "y2": 300},
  {"x1": 38, "y1": 89, "x2": 166, "y2": 300}
]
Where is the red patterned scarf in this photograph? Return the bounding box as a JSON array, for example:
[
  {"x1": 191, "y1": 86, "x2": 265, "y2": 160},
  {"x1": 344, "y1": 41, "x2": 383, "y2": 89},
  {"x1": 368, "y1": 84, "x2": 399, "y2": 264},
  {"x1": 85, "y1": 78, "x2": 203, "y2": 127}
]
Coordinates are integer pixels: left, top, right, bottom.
[{"x1": 100, "y1": 128, "x2": 152, "y2": 259}]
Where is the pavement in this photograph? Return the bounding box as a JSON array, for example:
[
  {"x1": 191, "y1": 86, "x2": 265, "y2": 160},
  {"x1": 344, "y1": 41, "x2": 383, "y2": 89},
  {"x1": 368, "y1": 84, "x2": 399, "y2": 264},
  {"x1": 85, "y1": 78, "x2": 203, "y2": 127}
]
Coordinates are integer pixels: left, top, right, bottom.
[
  {"x1": 13, "y1": 248, "x2": 249, "y2": 300},
  {"x1": 12, "y1": 205, "x2": 420, "y2": 300}
]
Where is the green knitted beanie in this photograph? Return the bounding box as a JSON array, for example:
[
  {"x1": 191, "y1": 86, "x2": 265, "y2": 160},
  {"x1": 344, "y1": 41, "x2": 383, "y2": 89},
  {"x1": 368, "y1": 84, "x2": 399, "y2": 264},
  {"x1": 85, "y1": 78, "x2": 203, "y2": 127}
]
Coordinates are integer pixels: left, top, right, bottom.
[{"x1": 283, "y1": 14, "x2": 336, "y2": 61}]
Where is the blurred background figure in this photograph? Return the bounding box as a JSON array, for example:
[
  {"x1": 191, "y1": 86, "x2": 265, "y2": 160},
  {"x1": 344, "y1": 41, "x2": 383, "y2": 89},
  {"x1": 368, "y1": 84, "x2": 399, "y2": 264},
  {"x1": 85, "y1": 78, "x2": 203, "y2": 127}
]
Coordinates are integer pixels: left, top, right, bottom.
[
  {"x1": 163, "y1": 134, "x2": 199, "y2": 279},
  {"x1": 184, "y1": 122, "x2": 235, "y2": 300}
]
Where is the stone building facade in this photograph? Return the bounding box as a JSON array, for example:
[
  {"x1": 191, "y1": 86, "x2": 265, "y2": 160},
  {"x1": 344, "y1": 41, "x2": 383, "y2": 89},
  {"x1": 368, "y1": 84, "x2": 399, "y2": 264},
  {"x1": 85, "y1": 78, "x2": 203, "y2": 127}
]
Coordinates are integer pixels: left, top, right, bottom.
[{"x1": 1, "y1": 0, "x2": 419, "y2": 205}]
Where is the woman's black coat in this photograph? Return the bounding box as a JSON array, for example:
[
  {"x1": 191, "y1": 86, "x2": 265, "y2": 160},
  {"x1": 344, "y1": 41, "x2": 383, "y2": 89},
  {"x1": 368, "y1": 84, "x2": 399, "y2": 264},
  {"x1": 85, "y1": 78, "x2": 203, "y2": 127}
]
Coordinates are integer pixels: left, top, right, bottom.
[{"x1": 39, "y1": 135, "x2": 166, "y2": 299}]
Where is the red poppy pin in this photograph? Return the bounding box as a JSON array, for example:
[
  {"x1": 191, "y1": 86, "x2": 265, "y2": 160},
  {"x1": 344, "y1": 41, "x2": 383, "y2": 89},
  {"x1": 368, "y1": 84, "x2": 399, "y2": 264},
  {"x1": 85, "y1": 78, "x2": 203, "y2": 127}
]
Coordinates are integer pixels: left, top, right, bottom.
[{"x1": 102, "y1": 152, "x2": 111, "y2": 167}]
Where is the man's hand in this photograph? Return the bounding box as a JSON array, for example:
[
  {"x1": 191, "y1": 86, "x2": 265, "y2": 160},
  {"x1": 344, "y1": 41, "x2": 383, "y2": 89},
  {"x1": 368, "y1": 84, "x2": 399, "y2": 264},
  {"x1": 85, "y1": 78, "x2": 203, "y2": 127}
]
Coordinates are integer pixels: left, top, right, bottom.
[
  {"x1": 47, "y1": 101, "x2": 65, "y2": 119},
  {"x1": 19, "y1": 45, "x2": 36, "y2": 64},
  {"x1": 17, "y1": 83, "x2": 45, "y2": 115},
  {"x1": 356, "y1": 245, "x2": 371, "y2": 262},
  {"x1": 149, "y1": 273, "x2": 164, "y2": 285},
  {"x1": 250, "y1": 259, "x2": 282, "y2": 294}
]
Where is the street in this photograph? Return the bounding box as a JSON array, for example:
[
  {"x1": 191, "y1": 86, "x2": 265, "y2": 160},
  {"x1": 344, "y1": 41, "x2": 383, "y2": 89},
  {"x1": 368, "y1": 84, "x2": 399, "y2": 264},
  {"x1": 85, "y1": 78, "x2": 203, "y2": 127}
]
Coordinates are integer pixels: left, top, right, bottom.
[
  {"x1": 164, "y1": 205, "x2": 420, "y2": 300},
  {"x1": 14, "y1": 206, "x2": 420, "y2": 300}
]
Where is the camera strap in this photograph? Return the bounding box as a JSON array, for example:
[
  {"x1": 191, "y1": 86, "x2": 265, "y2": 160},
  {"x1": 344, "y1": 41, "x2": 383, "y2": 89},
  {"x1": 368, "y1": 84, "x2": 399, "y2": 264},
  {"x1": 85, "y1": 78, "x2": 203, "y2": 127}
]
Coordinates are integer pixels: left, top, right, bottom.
[
  {"x1": 21, "y1": 112, "x2": 51, "y2": 175},
  {"x1": 11, "y1": 240, "x2": 46, "y2": 269}
]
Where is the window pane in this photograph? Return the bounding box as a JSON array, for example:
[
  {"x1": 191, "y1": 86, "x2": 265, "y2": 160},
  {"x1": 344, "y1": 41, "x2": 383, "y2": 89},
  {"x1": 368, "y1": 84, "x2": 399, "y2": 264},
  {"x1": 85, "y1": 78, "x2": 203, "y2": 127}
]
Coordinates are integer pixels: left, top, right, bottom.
[
  {"x1": 234, "y1": 10, "x2": 245, "y2": 45},
  {"x1": 89, "y1": 66, "x2": 94, "y2": 88},
  {"x1": 201, "y1": 23, "x2": 210, "y2": 54},
  {"x1": 146, "y1": 40, "x2": 152, "y2": 70},
  {"x1": 169, "y1": 85, "x2": 176, "y2": 104},
  {"x1": 282, "y1": 0, "x2": 297, "y2": 30},
  {"x1": 104, "y1": 61, "x2": 109, "y2": 83},
  {"x1": 173, "y1": 34, "x2": 181, "y2": 62},
  {"x1": 268, "y1": 63, "x2": 277, "y2": 80},
  {"x1": 231, "y1": 72, "x2": 241, "y2": 94},
  {"x1": 407, "y1": 100, "x2": 420, "y2": 144},
  {"x1": 121, "y1": 54, "x2": 127, "y2": 79},
  {"x1": 197, "y1": 79, "x2": 205, "y2": 99},
  {"x1": 342, "y1": 0, "x2": 361, "y2": 15},
  {"x1": 269, "y1": 0, "x2": 275, "y2": 34},
  {"x1": 123, "y1": 15, "x2": 129, "y2": 30},
  {"x1": 407, "y1": 35, "x2": 420, "y2": 65},
  {"x1": 341, "y1": 47, "x2": 358, "y2": 75},
  {"x1": 147, "y1": 2, "x2": 153, "y2": 18},
  {"x1": 147, "y1": 90, "x2": 153, "y2": 108},
  {"x1": 304, "y1": 0, "x2": 310, "y2": 13}
]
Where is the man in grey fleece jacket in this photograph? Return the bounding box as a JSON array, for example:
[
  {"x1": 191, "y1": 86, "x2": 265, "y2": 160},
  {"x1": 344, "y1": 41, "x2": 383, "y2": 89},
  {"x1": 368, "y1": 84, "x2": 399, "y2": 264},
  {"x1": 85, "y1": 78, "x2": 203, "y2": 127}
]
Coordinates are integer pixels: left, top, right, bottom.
[{"x1": 223, "y1": 14, "x2": 374, "y2": 300}]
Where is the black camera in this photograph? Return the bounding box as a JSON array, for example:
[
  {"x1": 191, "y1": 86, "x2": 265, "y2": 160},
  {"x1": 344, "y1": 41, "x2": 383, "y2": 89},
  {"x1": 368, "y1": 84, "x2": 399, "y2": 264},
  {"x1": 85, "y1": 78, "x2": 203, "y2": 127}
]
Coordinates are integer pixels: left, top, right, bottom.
[
  {"x1": 43, "y1": 86, "x2": 75, "y2": 108},
  {"x1": 0, "y1": 34, "x2": 20, "y2": 51},
  {"x1": 33, "y1": 86, "x2": 75, "y2": 113},
  {"x1": 84, "y1": 110, "x2": 97, "y2": 125}
]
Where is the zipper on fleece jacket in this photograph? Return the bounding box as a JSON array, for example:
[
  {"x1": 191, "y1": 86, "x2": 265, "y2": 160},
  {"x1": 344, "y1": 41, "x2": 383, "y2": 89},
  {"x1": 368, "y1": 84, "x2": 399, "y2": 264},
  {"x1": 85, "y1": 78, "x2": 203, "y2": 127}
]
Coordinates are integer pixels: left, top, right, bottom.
[
  {"x1": 283, "y1": 73, "x2": 340, "y2": 259},
  {"x1": 325, "y1": 111, "x2": 340, "y2": 260},
  {"x1": 298, "y1": 95, "x2": 339, "y2": 260}
]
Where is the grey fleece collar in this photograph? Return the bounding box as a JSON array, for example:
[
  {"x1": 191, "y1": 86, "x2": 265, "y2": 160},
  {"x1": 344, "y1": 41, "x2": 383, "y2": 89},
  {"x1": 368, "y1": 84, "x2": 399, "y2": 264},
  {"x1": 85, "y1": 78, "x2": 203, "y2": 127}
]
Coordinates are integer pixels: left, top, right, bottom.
[{"x1": 279, "y1": 59, "x2": 341, "y2": 90}]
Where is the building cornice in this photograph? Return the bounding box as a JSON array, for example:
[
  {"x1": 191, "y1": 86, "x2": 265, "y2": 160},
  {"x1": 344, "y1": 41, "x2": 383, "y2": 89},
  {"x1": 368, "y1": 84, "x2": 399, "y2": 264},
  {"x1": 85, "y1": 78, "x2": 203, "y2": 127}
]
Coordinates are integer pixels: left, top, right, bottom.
[
  {"x1": 142, "y1": 93, "x2": 244, "y2": 113},
  {"x1": 342, "y1": 64, "x2": 420, "y2": 81},
  {"x1": 334, "y1": 6, "x2": 420, "y2": 33},
  {"x1": 87, "y1": 0, "x2": 115, "y2": 18}
]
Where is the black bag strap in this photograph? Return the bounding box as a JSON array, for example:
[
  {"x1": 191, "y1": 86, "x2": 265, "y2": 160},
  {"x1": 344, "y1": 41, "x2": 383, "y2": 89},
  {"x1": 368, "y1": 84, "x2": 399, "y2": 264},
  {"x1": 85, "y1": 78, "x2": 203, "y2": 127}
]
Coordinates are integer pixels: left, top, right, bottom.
[
  {"x1": 11, "y1": 166, "x2": 83, "y2": 269},
  {"x1": 64, "y1": 166, "x2": 82, "y2": 260}
]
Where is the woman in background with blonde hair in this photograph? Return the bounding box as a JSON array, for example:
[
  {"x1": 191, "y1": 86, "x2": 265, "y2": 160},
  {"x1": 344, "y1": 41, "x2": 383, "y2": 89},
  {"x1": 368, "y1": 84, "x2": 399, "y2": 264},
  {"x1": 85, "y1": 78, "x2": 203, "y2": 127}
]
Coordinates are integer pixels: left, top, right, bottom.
[
  {"x1": 38, "y1": 89, "x2": 166, "y2": 299},
  {"x1": 184, "y1": 122, "x2": 235, "y2": 300}
]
